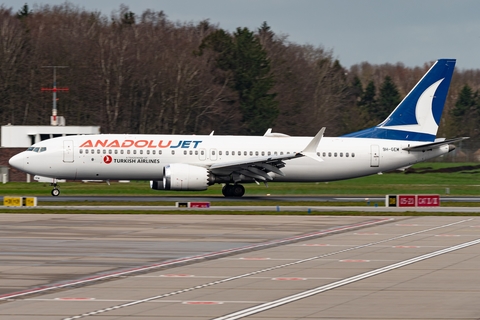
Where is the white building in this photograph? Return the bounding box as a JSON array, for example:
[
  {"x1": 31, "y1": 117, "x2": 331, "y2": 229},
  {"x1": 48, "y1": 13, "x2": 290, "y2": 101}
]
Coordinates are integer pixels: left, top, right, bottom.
[{"x1": 1, "y1": 124, "x2": 100, "y2": 148}]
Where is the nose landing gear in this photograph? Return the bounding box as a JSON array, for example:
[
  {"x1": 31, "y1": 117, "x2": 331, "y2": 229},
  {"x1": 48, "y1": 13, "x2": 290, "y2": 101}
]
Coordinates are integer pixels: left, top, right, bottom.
[{"x1": 50, "y1": 182, "x2": 60, "y2": 196}]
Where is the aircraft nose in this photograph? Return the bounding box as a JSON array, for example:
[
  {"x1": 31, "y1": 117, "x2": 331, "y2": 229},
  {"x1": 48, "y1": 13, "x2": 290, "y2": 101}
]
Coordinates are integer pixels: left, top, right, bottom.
[{"x1": 9, "y1": 152, "x2": 26, "y2": 171}]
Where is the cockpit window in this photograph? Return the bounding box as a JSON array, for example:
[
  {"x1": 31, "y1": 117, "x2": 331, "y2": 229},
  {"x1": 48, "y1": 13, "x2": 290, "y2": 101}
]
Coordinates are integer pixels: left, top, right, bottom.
[
  {"x1": 33, "y1": 147, "x2": 40, "y2": 152},
  {"x1": 40, "y1": 147, "x2": 47, "y2": 152},
  {"x1": 27, "y1": 147, "x2": 34, "y2": 151}
]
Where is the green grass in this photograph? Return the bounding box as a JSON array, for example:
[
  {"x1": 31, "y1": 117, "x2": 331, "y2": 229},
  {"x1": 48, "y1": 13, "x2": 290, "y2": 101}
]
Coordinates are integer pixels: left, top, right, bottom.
[{"x1": 2, "y1": 162, "x2": 480, "y2": 197}]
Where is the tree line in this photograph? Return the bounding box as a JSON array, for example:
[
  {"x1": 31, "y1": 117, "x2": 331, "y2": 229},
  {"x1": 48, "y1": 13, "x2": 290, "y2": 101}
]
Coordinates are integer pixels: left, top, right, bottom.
[{"x1": 1, "y1": 3, "x2": 479, "y2": 149}]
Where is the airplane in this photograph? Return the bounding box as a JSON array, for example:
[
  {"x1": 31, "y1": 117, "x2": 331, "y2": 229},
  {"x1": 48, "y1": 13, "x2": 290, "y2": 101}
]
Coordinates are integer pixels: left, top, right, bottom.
[{"x1": 9, "y1": 58, "x2": 467, "y2": 197}]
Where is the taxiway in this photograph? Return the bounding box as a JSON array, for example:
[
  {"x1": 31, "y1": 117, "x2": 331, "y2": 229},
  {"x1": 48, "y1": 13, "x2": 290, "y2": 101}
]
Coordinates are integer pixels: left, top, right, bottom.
[{"x1": 1, "y1": 214, "x2": 480, "y2": 319}]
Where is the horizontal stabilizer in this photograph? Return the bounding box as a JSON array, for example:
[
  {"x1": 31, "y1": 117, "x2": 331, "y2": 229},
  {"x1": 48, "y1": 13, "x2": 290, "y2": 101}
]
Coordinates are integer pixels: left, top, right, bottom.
[{"x1": 403, "y1": 137, "x2": 469, "y2": 151}]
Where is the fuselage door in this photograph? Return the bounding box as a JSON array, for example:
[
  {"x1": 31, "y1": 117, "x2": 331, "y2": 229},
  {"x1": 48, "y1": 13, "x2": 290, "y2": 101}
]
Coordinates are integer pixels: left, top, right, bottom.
[
  {"x1": 63, "y1": 140, "x2": 74, "y2": 163},
  {"x1": 370, "y1": 144, "x2": 380, "y2": 167},
  {"x1": 199, "y1": 148, "x2": 206, "y2": 161},
  {"x1": 210, "y1": 148, "x2": 217, "y2": 161}
]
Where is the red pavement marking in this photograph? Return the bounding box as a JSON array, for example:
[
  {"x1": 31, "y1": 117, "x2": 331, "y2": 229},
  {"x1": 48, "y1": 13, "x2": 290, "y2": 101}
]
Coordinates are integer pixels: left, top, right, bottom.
[
  {"x1": 183, "y1": 301, "x2": 223, "y2": 305},
  {"x1": 55, "y1": 298, "x2": 95, "y2": 301},
  {"x1": 0, "y1": 217, "x2": 392, "y2": 301},
  {"x1": 354, "y1": 233, "x2": 379, "y2": 235},
  {"x1": 393, "y1": 246, "x2": 420, "y2": 248}
]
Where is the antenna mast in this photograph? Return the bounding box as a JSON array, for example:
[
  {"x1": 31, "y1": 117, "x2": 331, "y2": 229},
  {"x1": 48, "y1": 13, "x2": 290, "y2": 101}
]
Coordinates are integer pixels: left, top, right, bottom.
[{"x1": 41, "y1": 66, "x2": 69, "y2": 126}]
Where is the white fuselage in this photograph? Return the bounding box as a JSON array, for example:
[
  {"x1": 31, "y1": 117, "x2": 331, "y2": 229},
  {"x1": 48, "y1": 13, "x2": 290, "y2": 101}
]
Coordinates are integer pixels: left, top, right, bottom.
[{"x1": 11, "y1": 134, "x2": 449, "y2": 182}]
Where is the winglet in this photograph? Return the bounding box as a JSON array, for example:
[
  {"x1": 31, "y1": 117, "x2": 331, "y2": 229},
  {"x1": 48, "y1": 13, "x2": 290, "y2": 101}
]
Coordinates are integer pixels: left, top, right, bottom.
[{"x1": 299, "y1": 127, "x2": 325, "y2": 161}]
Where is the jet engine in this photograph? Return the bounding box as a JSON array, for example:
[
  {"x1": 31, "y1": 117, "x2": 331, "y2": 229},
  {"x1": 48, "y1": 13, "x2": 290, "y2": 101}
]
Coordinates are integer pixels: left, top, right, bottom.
[{"x1": 150, "y1": 163, "x2": 211, "y2": 191}]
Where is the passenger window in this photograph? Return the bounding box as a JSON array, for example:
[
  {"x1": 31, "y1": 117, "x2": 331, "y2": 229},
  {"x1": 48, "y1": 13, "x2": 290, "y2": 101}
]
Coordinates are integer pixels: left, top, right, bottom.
[
  {"x1": 255, "y1": 151, "x2": 259, "y2": 156},
  {"x1": 91, "y1": 149, "x2": 94, "y2": 154},
  {"x1": 147, "y1": 150, "x2": 150, "y2": 155},
  {"x1": 85, "y1": 149, "x2": 89, "y2": 154},
  {"x1": 280, "y1": 152, "x2": 284, "y2": 155},
  {"x1": 140, "y1": 150, "x2": 143, "y2": 155},
  {"x1": 114, "y1": 150, "x2": 118, "y2": 154},
  {"x1": 153, "y1": 150, "x2": 157, "y2": 155},
  {"x1": 346, "y1": 153, "x2": 349, "y2": 157},
  {"x1": 244, "y1": 151, "x2": 247, "y2": 156},
  {"x1": 267, "y1": 151, "x2": 271, "y2": 156},
  {"x1": 249, "y1": 151, "x2": 253, "y2": 156},
  {"x1": 219, "y1": 151, "x2": 222, "y2": 156},
  {"x1": 334, "y1": 153, "x2": 337, "y2": 157},
  {"x1": 133, "y1": 150, "x2": 136, "y2": 154},
  {"x1": 103, "y1": 149, "x2": 106, "y2": 154},
  {"x1": 184, "y1": 150, "x2": 187, "y2": 155},
  {"x1": 109, "y1": 149, "x2": 112, "y2": 154},
  {"x1": 121, "y1": 150, "x2": 124, "y2": 154},
  {"x1": 226, "y1": 151, "x2": 229, "y2": 156},
  {"x1": 322, "y1": 152, "x2": 326, "y2": 157},
  {"x1": 80, "y1": 149, "x2": 83, "y2": 154},
  {"x1": 352, "y1": 153, "x2": 355, "y2": 157},
  {"x1": 172, "y1": 150, "x2": 175, "y2": 155},
  {"x1": 195, "y1": 151, "x2": 198, "y2": 155},
  {"x1": 97, "y1": 149, "x2": 100, "y2": 154},
  {"x1": 189, "y1": 150, "x2": 193, "y2": 155},
  {"x1": 328, "y1": 152, "x2": 331, "y2": 157},
  {"x1": 340, "y1": 152, "x2": 343, "y2": 157}
]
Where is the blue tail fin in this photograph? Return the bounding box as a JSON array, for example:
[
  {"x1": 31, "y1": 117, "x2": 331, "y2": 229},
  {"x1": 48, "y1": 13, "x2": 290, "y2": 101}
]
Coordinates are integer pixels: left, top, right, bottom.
[{"x1": 343, "y1": 59, "x2": 456, "y2": 142}]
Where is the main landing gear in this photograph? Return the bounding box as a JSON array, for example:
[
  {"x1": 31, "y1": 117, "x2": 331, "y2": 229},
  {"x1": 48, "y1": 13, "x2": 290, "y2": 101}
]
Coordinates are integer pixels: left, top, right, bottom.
[
  {"x1": 51, "y1": 182, "x2": 60, "y2": 196},
  {"x1": 222, "y1": 184, "x2": 245, "y2": 197}
]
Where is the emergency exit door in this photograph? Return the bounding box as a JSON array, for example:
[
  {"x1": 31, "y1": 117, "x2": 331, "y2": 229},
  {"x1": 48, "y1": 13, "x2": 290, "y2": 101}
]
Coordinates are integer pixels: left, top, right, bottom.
[
  {"x1": 370, "y1": 145, "x2": 379, "y2": 167},
  {"x1": 63, "y1": 140, "x2": 74, "y2": 163}
]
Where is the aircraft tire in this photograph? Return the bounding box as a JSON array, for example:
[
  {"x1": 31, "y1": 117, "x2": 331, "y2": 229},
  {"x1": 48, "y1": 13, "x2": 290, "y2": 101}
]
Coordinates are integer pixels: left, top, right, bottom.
[
  {"x1": 51, "y1": 188, "x2": 60, "y2": 196},
  {"x1": 232, "y1": 184, "x2": 245, "y2": 197},
  {"x1": 222, "y1": 184, "x2": 245, "y2": 197}
]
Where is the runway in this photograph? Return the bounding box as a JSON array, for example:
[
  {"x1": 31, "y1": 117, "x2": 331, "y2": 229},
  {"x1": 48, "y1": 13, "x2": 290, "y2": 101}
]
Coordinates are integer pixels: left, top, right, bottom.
[{"x1": 1, "y1": 214, "x2": 480, "y2": 319}]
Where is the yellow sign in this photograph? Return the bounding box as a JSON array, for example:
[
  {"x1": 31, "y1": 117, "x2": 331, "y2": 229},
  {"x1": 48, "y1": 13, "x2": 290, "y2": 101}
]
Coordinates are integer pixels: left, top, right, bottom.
[
  {"x1": 23, "y1": 197, "x2": 37, "y2": 206},
  {"x1": 3, "y1": 196, "x2": 37, "y2": 207},
  {"x1": 3, "y1": 196, "x2": 22, "y2": 206}
]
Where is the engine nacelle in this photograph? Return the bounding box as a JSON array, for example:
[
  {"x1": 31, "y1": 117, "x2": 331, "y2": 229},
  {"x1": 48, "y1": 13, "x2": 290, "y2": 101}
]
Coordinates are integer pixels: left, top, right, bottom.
[{"x1": 150, "y1": 163, "x2": 210, "y2": 191}]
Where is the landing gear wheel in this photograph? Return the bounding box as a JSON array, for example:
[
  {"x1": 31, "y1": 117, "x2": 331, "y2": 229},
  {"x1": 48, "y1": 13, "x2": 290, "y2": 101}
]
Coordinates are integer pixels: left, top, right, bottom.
[
  {"x1": 232, "y1": 184, "x2": 245, "y2": 197},
  {"x1": 222, "y1": 185, "x2": 232, "y2": 197},
  {"x1": 222, "y1": 184, "x2": 245, "y2": 197},
  {"x1": 51, "y1": 188, "x2": 60, "y2": 196}
]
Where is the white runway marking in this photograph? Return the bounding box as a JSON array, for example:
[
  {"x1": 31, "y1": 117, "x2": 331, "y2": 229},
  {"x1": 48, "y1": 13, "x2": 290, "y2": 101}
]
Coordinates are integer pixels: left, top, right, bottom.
[
  {"x1": 62, "y1": 218, "x2": 472, "y2": 320},
  {"x1": 213, "y1": 237, "x2": 480, "y2": 320},
  {"x1": 1, "y1": 218, "x2": 388, "y2": 302}
]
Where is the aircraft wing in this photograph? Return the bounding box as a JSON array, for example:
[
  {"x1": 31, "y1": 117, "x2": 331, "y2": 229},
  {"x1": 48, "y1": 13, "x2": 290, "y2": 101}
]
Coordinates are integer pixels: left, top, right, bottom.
[
  {"x1": 402, "y1": 137, "x2": 469, "y2": 151},
  {"x1": 209, "y1": 128, "x2": 325, "y2": 182}
]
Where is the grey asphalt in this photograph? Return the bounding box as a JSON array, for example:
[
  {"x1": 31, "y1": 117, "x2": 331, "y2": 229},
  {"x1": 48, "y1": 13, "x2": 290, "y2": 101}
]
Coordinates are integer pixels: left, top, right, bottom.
[{"x1": 1, "y1": 214, "x2": 480, "y2": 319}]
